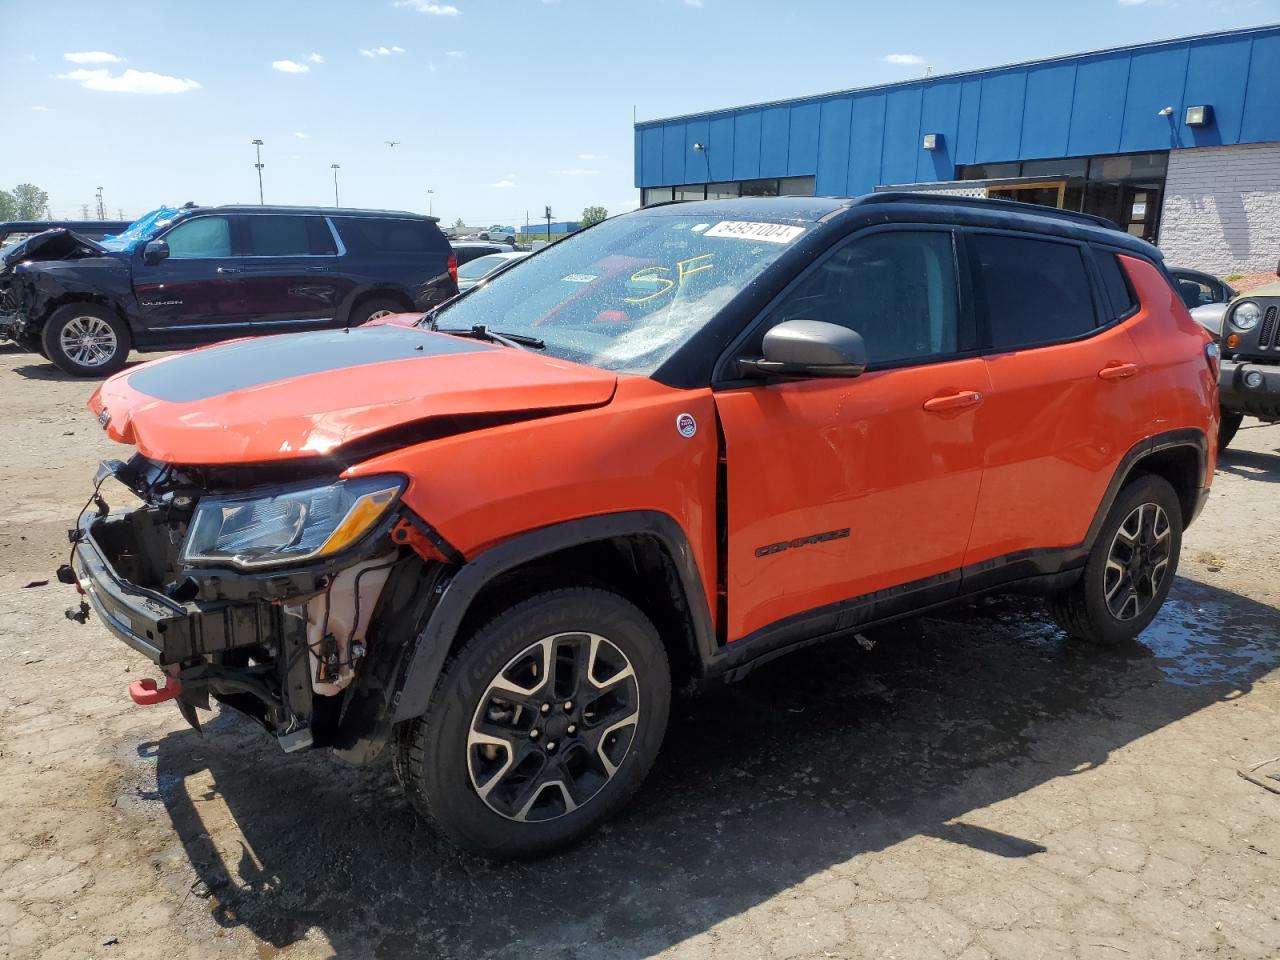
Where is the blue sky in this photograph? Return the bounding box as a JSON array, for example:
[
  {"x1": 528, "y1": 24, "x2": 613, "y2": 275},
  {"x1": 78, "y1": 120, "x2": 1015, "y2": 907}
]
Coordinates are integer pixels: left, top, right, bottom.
[{"x1": 2, "y1": 0, "x2": 1278, "y2": 225}]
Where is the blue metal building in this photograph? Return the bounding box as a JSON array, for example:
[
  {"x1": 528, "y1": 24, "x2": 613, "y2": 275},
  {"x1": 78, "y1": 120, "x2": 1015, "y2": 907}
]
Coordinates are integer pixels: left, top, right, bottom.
[{"x1": 633, "y1": 24, "x2": 1280, "y2": 272}]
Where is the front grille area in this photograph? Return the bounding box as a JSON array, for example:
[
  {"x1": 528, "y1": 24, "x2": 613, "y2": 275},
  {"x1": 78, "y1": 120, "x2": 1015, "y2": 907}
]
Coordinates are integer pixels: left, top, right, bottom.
[{"x1": 1261, "y1": 305, "x2": 1279, "y2": 349}]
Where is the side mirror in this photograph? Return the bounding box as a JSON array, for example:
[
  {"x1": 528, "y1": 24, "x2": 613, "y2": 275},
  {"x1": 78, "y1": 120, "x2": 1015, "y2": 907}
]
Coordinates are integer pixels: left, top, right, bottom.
[
  {"x1": 142, "y1": 240, "x2": 169, "y2": 265},
  {"x1": 739, "y1": 319, "x2": 867, "y2": 379}
]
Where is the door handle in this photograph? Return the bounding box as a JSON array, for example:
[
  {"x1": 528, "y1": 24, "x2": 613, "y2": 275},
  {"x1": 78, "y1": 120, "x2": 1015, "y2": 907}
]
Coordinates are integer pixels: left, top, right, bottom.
[
  {"x1": 922, "y1": 390, "x2": 983, "y2": 412},
  {"x1": 1098, "y1": 362, "x2": 1139, "y2": 381},
  {"x1": 216, "y1": 266, "x2": 242, "y2": 274},
  {"x1": 305, "y1": 265, "x2": 330, "y2": 272}
]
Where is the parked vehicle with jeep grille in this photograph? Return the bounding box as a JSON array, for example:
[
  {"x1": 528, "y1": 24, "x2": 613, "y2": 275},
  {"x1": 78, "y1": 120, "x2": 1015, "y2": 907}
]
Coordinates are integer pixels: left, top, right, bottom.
[
  {"x1": 1217, "y1": 268, "x2": 1280, "y2": 450},
  {"x1": 63, "y1": 194, "x2": 1217, "y2": 858}
]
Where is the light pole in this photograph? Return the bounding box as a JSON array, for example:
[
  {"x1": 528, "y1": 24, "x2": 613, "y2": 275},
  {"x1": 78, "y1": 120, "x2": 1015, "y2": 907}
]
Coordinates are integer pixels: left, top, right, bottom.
[
  {"x1": 427, "y1": 189, "x2": 434, "y2": 216},
  {"x1": 251, "y1": 139, "x2": 265, "y2": 204},
  {"x1": 331, "y1": 164, "x2": 341, "y2": 207}
]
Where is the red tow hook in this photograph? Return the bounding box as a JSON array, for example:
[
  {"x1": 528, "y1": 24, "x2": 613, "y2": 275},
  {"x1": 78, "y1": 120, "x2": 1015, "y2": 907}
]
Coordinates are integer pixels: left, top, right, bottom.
[{"x1": 129, "y1": 676, "x2": 182, "y2": 706}]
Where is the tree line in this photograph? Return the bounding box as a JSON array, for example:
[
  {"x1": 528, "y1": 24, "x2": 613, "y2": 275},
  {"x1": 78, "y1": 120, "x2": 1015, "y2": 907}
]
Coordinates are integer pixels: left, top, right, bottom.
[{"x1": 0, "y1": 184, "x2": 51, "y2": 222}]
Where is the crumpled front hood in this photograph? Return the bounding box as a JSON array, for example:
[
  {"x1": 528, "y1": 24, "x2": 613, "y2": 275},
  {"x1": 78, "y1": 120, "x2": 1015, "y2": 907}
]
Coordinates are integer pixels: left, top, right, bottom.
[
  {"x1": 2, "y1": 228, "x2": 108, "y2": 271},
  {"x1": 89, "y1": 325, "x2": 618, "y2": 464}
]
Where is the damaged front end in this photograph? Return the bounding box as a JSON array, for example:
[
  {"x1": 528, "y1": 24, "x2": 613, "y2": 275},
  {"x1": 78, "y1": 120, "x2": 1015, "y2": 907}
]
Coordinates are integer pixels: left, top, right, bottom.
[{"x1": 64, "y1": 455, "x2": 451, "y2": 762}]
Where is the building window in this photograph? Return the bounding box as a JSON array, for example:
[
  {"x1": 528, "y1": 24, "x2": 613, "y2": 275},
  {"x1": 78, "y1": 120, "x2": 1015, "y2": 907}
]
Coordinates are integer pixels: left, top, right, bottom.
[
  {"x1": 674, "y1": 185, "x2": 707, "y2": 201},
  {"x1": 706, "y1": 182, "x2": 740, "y2": 200},
  {"x1": 642, "y1": 187, "x2": 674, "y2": 206},
  {"x1": 955, "y1": 152, "x2": 1168, "y2": 243},
  {"x1": 779, "y1": 176, "x2": 817, "y2": 196}
]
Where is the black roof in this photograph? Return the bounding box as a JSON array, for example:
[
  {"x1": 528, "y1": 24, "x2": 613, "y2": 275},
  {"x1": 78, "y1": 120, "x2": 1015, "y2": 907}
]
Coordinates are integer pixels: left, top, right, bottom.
[
  {"x1": 630, "y1": 193, "x2": 1155, "y2": 257},
  {"x1": 209, "y1": 204, "x2": 438, "y2": 222},
  {"x1": 1, "y1": 220, "x2": 131, "y2": 231}
]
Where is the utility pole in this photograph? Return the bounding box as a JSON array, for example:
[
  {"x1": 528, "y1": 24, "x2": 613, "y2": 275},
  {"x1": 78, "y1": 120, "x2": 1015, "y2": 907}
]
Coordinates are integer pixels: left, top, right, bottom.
[
  {"x1": 545, "y1": 205, "x2": 553, "y2": 243},
  {"x1": 331, "y1": 164, "x2": 341, "y2": 207},
  {"x1": 251, "y1": 139, "x2": 265, "y2": 204},
  {"x1": 427, "y1": 189, "x2": 434, "y2": 216},
  {"x1": 81, "y1": 203, "x2": 90, "y2": 219},
  {"x1": 95, "y1": 186, "x2": 106, "y2": 220},
  {"x1": 118, "y1": 208, "x2": 124, "y2": 220}
]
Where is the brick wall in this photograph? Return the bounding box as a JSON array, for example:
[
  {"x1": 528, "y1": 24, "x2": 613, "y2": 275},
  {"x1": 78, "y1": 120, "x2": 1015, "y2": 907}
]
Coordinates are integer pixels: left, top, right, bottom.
[{"x1": 1159, "y1": 143, "x2": 1280, "y2": 275}]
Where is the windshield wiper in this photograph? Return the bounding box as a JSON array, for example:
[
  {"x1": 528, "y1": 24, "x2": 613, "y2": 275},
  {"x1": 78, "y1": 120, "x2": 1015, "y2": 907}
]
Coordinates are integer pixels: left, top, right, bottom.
[{"x1": 435, "y1": 324, "x2": 545, "y2": 350}]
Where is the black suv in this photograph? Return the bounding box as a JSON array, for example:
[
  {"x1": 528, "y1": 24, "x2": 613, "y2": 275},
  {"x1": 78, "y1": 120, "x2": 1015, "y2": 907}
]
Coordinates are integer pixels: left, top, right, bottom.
[{"x1": 5, "y1": 205, "x2": 457, "y2": 376}]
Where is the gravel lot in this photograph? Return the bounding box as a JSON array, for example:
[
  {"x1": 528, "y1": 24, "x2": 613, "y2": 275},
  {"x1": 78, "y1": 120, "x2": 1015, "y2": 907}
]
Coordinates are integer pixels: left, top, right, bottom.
[{"x1": 2, "y1": 344, "x2": 1280, "y2": 960}]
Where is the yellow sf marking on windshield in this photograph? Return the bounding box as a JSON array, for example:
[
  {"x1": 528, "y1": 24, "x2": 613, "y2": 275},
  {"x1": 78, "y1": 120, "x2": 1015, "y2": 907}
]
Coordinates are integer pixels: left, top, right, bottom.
[{"x1": 623, "y1": 254, "x2": 715, "y2": 304}]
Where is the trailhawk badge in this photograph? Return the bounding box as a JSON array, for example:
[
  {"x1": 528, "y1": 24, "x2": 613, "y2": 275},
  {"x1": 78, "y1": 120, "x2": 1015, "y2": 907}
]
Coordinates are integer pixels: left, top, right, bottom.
[{"x1": 676, "y1": 413, "x2": 697, "y2": 438}]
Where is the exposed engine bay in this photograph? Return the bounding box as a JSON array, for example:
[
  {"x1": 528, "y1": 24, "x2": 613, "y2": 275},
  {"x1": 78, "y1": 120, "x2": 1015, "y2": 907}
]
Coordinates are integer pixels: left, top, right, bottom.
[{"x1": 64, "y1": 454, "x2": 447, "y2": 762}]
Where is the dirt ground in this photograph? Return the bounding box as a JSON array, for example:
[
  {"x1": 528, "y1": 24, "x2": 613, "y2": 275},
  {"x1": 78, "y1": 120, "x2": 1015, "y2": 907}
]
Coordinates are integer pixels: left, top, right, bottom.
[{"x1": 2, "y1": 344, "x2": 1280, "y2": 960}]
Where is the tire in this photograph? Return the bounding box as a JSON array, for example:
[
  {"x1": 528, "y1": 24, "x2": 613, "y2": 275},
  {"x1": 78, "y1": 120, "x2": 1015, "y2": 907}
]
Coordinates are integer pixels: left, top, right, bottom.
[
  {"x1": 1218, "y1": 411, "x2": 1243, "y2": 452},
  {"x1": 1050, "y1": 472, "x2": 1183, "y2": 647},
  {"x1": 346, "y1": 297, "x2": 406, "y2": 327},
  {"x1": 395, "y1": 587, "x2": 671, "y2": 859},
  {"x1": 41, "y1": 303, "x2": 130, "y2": 377}
]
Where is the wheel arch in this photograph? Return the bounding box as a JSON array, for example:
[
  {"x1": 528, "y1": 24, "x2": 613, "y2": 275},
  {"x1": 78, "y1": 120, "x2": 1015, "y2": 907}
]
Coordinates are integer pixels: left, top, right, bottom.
[
  {"x1": 339, "y1": 285, "x2": 415, "y2": 324},
  {"x1": 1085, "y1": 429, "x2": 1208, "y2": 549},
  {"x1": 390, "y1": 511, "x2": 716, "y2": 722}
]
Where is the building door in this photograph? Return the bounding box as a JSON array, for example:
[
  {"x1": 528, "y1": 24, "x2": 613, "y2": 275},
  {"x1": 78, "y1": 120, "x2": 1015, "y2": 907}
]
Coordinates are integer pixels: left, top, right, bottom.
[{"x1": 986, "y1": 180, "x2": 1067, "y2": 208}]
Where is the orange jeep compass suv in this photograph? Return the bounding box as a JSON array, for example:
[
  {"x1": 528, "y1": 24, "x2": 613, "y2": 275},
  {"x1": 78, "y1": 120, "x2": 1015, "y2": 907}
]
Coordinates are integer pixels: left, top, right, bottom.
[{"x1": 65, "y1": 195, "x2": 1218, "y2": 858}]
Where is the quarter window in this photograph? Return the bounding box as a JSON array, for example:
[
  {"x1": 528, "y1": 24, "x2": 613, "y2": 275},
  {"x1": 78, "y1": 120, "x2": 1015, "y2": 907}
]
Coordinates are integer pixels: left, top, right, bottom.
[
  {"x1": 163, "y1": 217, "x2": 231, "y2": 259},
  {"x1": 244, "y1": 215, "x2": 337, "y2": 257},
  {"x1": 969, "y1": 233, "x2": 1097, "y2": 349},
  {"x1": 1094, "y1": 251, "x2": 1139, "y2": 317},
  {"x1": 763, "y1": 230, "x2": 965, "y2": 367}
]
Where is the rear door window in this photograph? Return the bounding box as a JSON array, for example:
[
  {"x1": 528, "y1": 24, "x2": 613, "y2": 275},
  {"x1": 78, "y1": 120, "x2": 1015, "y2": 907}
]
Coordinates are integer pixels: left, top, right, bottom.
[
  {"x1": 245, "y1": 215, "x2": 335, "y2": 256},
  {"x1": 968, "y1": 233, "x2": 1098, "y2": 350}
]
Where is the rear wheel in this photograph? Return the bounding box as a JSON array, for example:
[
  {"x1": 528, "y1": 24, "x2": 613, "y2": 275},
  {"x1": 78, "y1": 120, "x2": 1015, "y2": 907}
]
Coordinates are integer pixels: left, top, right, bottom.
[
  {"x1": 41, "y1": 304, "x2": 130, "y2": 377},
  {"x1": 1218, "y1": 411, "x2": 1243, "y2": 452},
  {"x1": 347, "y1": 297, "x2": 406, "y2": 327},
  {"x1": 1050, "y1": 473, "x2": 1182, "y2": 646},
  {"x1": 395, "y1": 587, "x2": 670, "y2": 859}
]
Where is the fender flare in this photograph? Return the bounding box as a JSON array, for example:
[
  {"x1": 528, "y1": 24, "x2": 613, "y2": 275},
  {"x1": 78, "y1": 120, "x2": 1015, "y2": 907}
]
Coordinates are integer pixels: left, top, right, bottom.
[
  {"x1": 390, "y1": 510, "x2": 715, "y2": 721},
  {"x1": 1083, "y1": 427, "x2": 1208, "y2": 550}
]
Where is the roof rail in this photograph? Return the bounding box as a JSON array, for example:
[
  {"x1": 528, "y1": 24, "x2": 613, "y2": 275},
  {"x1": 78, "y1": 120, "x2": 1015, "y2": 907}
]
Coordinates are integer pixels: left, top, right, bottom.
[{"x1": 857, "y1": 192, "x2": 1119, "y2": 231}]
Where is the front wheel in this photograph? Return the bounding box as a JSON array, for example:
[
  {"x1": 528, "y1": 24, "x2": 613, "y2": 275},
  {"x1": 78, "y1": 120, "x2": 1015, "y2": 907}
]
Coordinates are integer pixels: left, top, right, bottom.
[
  {"x1": 1050, "y1": 472, "x2": 1183, "y2": 646},
  {"x1": 1218, "y1": 411, "x2": 1243, "y2": 452},
  {"x1": 395, "y1": 588, "x2": 670, "y2": 859},
  {"x1": 41, "y1": 304, "x2": 131, "y2": 377}
]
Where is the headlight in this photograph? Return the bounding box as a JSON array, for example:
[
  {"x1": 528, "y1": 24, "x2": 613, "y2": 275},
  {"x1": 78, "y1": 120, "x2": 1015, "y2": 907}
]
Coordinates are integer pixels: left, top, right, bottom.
[
  {"x1": 1232, "y1": 301, "x2": 1261, "y2": 330},
  {"x1": 182, "y1": 475, "x2": 403, "y2": 569}
]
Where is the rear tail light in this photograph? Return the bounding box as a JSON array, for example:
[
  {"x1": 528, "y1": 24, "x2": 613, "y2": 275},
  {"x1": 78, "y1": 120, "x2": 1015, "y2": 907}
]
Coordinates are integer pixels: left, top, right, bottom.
[{"x1": 447, "y1": 254, "x2": 458, "y2": 287}]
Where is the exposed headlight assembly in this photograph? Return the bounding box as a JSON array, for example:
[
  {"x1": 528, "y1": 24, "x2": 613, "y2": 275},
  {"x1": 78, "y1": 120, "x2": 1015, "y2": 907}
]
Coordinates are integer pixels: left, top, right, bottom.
[
  {"x1": 182, "y1": 475, "x2": 403, "y2": 569},
  {"x1": 1231, "y1": 301, "x2": 1261, "y2": 330}
]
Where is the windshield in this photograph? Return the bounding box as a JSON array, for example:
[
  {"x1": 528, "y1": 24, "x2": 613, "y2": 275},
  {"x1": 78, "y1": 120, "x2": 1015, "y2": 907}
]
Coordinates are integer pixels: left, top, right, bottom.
[
  {"x1": 457, "y1": 254, "x2": 509, "y2": 279},
  {"x1": 430, "y1": 212, "x2": 805, "y2": 373},
  {"x1": 98, "y1": 206, "x2": 185, "y2": 253}
]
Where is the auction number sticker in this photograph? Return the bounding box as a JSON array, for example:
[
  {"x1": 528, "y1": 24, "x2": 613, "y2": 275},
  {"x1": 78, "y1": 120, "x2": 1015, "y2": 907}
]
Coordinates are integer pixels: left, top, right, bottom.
[{"x1": 704, "y1": 220, "x2": 805, "y2": 244}]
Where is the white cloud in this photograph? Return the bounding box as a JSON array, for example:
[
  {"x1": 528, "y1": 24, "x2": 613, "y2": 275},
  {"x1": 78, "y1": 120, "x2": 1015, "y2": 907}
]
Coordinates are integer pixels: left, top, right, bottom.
[
  {"x1": 491, "y1": 179, "x2": 515, "y2": 188},
  {"x1": 31, "y1": 105, "x2": 53, "y2": 112},
  {"x1": 294, "y1": 131, "x2": 308, "y2": 138},
  {"x1": 272, "y1": 59, "x2": 310, "y2": 73},
  {"x1": 577, "y1": 152, "x2": 604, "y2": 160},
  {"x1": 64, "y1": 51, "x2": 125, "y2": 64},
  {"x1": 556, "y1": 168, "x2": 599, "y2": 176},
  {"x1": 394, "y1": 0, "x2": 460, "y2": 14},
  {"x1": 445, "y1": 50, "x2": 465, "y2": 58},
  {"x1": 392, "y1": 45, "x2": 406, "y2": 53},
  {"x1": 57, "y1": 67, "x2": 201, "y2": 94},
  {"x1": 685, "y1": 0, "x2": 703, "y2": 6},
  {"x1": 883, "y1": 53, "x2": 925, "y2": 65},
  {"x1": 361, "y1": 45, "x2": 406, "y2": 57},
  {"x1": 1118, "y1": 0, "x2": 1154, "y2": 4},
  {"x1": 306, "y1": 52, "x2": 325, "y2": 63}
]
